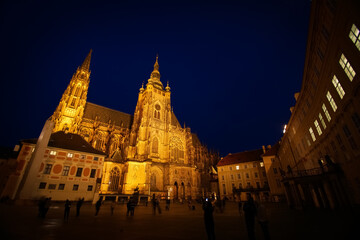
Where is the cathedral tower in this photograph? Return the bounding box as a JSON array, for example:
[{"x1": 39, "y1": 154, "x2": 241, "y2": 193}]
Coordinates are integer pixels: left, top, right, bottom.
[
  {"x1": 128, "y1": 55, "x2": 173, "y2": 162},
  {"x1": 52, "y1": 50, "x2": 92, "y2": 133}
]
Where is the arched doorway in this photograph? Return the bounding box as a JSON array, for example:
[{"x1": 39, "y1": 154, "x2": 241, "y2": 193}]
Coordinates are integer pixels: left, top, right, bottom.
[
  {"x1": 181, "y1": 182, "x2": 185, "y2": 200},
  {"x1": 174, "y1": 181, "x2": 178, "y2": 200}
]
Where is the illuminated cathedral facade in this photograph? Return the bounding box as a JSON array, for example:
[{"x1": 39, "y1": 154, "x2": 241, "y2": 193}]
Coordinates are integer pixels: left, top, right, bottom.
[{"x1": 51, "y1": 50, "x2": 218, "y2": 200}]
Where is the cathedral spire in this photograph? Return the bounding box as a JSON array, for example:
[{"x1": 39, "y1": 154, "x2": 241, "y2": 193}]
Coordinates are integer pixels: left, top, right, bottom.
[
  {"x1": 147, "y1": 54, "x2": 163, "y2": 89},
  {"x1": 150, "y1": 54, "x2": 160, "y2": 80},
  {"x1": 80, "y1": 49, "x2": 92, "y2": 72}
]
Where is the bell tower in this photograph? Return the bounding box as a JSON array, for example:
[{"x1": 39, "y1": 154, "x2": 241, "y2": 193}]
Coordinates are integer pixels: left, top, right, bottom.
[
  {"x1": 128, "y1": 55, "x2": 172, "y2": 161},
  {"x1": 52, "y1": 50, "x2": 92, "y2": 133}
]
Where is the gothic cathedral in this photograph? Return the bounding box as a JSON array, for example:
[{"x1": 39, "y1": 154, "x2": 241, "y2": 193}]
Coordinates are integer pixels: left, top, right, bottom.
[{"x1": 51, "y1": 50, "x2": 218, "y2": 200}]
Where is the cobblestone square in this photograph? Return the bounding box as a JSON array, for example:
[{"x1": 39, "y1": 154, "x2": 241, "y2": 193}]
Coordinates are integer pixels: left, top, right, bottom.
[{"x1": 0, "y1": 201, "x2": 357, "y2": 240}]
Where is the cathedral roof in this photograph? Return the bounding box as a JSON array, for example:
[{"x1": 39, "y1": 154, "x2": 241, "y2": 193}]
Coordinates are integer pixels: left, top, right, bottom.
[
  {"x1": 217, "y1": 149, "x2": 263, "y2": 166},
  {"x1": 171, "y1": 111, "x2": 181, "y2": 127},
  {"x1": 22, "y1": 131, "x2": 106, "y2": 155},
  {"x1": 83, "y1": 102, "x2": 133, "y2": 128},
  {"x1": 191, "y1": 133, "x2": 201, "y2": 146}
]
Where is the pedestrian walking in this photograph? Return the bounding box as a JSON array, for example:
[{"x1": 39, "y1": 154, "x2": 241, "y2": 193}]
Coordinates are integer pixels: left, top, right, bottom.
[
  {"x1": 257, "y1": 202, "x2": 270, "y2": 240},
  {"x1": 238, "y1": 201, "x2": 243, "y2": 216},
  {"x1": 76, "y1": 197, "x2": 84, "y2": 217},
  {"x1": 64, "y1": 199, "x2": 71, "y2": 222},
  {"x1": 127, "y1": 199, "x2": 135, "y2": 216},
  {"x1": 165, "y1": 198, "x2": 170, "y2": 211},
  {"x1": 156, "y1": 198, "x2": 162, "y2": 214},
  {"x1": 110, "y1": 200, "x2": 115, "y2": 216},
  {"x1": 130, "y1": 199, "x2": 136, "y2": 216},
  {"x1": 44, "y1": 197, "x2": 51, "y2": 217},
  {"x1": 188, "y1": 199, "x2": 192, "y2": 210},
  {"x1": 152, "y1": 194, "x2": 157, "y2": 215},
  {"x1": 38, "y1": 197, "x2": 46, "y2": 218},
  {"x1": 203, "y1": 198, "x2": 215, "y2": 240},
  {"x1": 95, "y1": 198, "x2": 102, "y2": 216},
  {"x1": 243, "y1": 194, "x2": 257, "y2": 240}
]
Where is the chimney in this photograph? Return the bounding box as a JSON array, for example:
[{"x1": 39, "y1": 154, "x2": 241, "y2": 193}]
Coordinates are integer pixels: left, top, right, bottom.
[{"x1": 262, "y1": 145, "x2": 266, "y2": 153}]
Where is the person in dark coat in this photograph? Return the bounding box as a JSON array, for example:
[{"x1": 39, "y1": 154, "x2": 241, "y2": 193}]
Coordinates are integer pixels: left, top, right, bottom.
[
  {"x1": 243, "y1": 194, "x2": 257, "y2": 240},
  {"x1": 152, "y1": 194, "x2": 157, "y2": 215},
  {"x1": 127, "y1": 199, "x2": 134, "y2": 216},
  {"x1": 257, "y1": 202, "x2": 270, "y2": 240},
  {"x1": 95, "y1": 198, "x2": 102, "y2": 216},
  {"x1": 76, "y1": 198, "x2": 84, "y2": 217},
  {"x1": 38, "y1": 197, "x2": 46, "y2": 218},
  {"x1": 165, "y1": 198, "x2": 170, "y2": 211},
  {"x1": 64, "y1": 199, "x2": 71, "y2": 221},
  {"x1": 203, "y1": 198, "x2": 215, "y2": 240}
]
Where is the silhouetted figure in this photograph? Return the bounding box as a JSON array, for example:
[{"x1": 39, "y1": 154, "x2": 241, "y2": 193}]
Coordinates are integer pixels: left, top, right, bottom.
[
  {"x1": 215, "y1": 198, "x2": 223, "y2": 213},
  {"x1": 165, "y1": 198, "x2": 170, "y2": 211},
  {"x1": 188, "y1": 199, "x2": 192, "y2": 210},
  {"x1": 203, "y1": 199, "x2": 215, "y2": 240},
  {"x1": 95, "y1": 198, "x2": 102, "y2": 216},
  {"x1": 243, "y1": 194, "x2": 257, "y2": 240},
  {"x1": 130, "y1": 200, "x2": 136, "y2": 215},
  {"x1": 64, "y1": 199, "x2": 71, "y2": 221},
  {"x1": 44, "y1": 197, "x2": 51, "y2": 217},
  {"x1": 127, "y1": 199, "x2": 135, "y2": 216},
  {"x1": 38, "y1": 197, "x2": 46, "y2": 218},
  {"x1": 152, "y1": 194, "x2": 157, "y2": 215},
  {"x1": 238, "y1": 201, "x2": 243, "y2": 216},
  {"x1": 110, "y1": 200, "x2": 115, "y2": 216},
  {"x1": 257, "y1": 203, "x2": 270, "y2": 240},
  {"x1": 156, "y1": 198, "x2": 162, "y2": 214},
  {"x1": 76, "y1": 198, "x2": 84, "y2": 217}
]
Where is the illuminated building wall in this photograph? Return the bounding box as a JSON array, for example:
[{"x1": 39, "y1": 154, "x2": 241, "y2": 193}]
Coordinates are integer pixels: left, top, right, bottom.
[
  {"x1": 261, "y1": 143, "x2": 285, "y2": 202},
  {"x1": 1, "y1": 132, "x2": 106, "y2": 201},
  {"x1": 217, "y1": 149, "x2": 269, "y2": 202},
  {"x1": 278, "y1": 0, "x2": 360, "y2": 208}
]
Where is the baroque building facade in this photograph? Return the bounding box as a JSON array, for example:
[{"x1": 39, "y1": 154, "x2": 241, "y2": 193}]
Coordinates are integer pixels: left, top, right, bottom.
[
  {"x1": 217, "y1": 148, "x2": 270, "y2": 202},
  {"x1": 51, "y1": 51, "x2": 219, "y2": 200},
  {"x1": 278, "y1": 0, "x2": 360, "y2": 209}
]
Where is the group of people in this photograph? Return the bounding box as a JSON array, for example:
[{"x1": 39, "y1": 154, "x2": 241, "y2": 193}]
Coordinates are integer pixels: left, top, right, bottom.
[
  {"x1": 241, "y1": 194, "x2": 270, "y2": 240},
  {"x1": 202, "y1": 193, "x2": 270, "y2": 240},
  {"x1": 151, "y1": 194, "x2": 162, "y2": 215}
]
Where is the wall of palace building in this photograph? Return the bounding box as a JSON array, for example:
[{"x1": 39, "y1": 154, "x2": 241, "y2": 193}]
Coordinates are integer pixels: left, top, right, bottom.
[
  {"x1": 47, "y1": 52, "x2": 219, "y2": 201},
  {"x1": 278, "y1": 0, "x2": 360, "y2": 209},
  {"x1": 1, "y1": 131, "x2": 106, "y2": 202},
  {"x1": 217, "y1": 149, "x2": 270, "y2": 202}
]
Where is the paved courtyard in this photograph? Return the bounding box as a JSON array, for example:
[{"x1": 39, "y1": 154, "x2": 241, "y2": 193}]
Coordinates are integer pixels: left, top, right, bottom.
[{"x1": 0, "y1": 201, "x2": 357, "y2": 240}]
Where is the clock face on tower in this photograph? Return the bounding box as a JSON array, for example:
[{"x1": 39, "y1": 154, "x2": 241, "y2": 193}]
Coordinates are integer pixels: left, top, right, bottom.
[{"x1": 155, "y1": 104, "x2": 161, "y2": 110}]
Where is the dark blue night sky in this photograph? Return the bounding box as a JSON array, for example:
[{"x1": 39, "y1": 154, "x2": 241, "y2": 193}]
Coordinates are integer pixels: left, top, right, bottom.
[{"x1": 0, "y1": 0, "x2": 311, "y2": 157}]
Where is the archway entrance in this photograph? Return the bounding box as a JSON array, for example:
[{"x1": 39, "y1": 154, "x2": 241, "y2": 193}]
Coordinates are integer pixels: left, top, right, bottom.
[{"x1": 174, "y1": 182, "x2": 178, "y2": 200}]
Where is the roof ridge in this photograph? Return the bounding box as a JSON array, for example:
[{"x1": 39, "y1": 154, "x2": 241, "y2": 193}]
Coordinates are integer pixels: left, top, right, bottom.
[{"x1": 86, "y1": 102, "x2": 132, "y2": 116}]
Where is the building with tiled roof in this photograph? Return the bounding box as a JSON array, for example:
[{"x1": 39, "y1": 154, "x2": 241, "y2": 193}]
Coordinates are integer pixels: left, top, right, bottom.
[
  {"x1": 217, "y1": 149, "x2": 269, "y2": 202},
  {"x1": 2, "y1": 130, "x2": 106, "y2": 201}
]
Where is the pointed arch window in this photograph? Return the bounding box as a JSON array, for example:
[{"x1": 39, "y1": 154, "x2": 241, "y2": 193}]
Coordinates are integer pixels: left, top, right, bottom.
[
  {"x1": 108, "y1": 168, "x2": 120, "y2": 191},
  {"x1": 150, "y1": 173, "x2": 157, "y2": 191},
  {"x1": 152, "y1": 137, "x2": 159, "y2": 153},
  {"x1": 154, "y1": 104, "x2": 161, "y2": 119},
  {"x1": 70, "y1": 97, "x2": 76, "y2": 107},
  {"x1": 75, "y1": 86, "x2": 81, "y2": 97}
]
